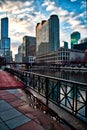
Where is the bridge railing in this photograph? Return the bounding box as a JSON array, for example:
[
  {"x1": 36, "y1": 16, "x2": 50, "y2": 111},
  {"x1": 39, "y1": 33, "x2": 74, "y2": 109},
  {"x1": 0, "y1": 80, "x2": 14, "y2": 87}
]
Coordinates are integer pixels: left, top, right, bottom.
[{"x1": 6, "y1": 68, "x2": 87, "y2": 123}]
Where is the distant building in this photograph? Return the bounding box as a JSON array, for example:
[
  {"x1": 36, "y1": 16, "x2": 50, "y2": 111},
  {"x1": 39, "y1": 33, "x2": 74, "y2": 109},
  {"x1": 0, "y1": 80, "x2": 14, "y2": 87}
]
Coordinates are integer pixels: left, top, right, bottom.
[
  {"x1": 15, "y1": 44, "x2": 23, "y2": 63},
  {"x1": 37, "y1": 47, "x2": 84, "y2": 65},
  {"x1": 71, "y1": 31, "x2": 80, "y2": 49},
  {"x1": 1, "y1": 17, "x2": 8, "y2": 38},
  {"x1": 38, "y1": 42, "x2": 50, "y2": 55},
  {"x1": 74, "y1": 37, "x2": 87, "y2": 51},
  {"x1": 0, "y1": 17, "x2": 12, "y2": 62},
  {"x1": 36, "y1": 15, "x2": 60, "y2": 55},
  {"x1": 27, "y1": 56, "x2": 36, "y2": 63},
  {"x1": 22, "y1": 36, "x2": 36, "y2": 63},
  {"x1": 62, "y1": 41, "x2": 68, "y2": 49},
  {"x1": 85, "y1": 49, "x2": 87, "y2": 64}
]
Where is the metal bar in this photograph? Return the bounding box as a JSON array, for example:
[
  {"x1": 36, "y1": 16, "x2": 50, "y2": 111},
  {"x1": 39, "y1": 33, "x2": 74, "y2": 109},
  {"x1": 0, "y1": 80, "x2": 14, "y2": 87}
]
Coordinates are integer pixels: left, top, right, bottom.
[
  {"x1": 57, "y1": 81, "x2": 60, "y2": 104},
  {"x1": 75, "y1": 85, "x2": 78, "y2": 115},
  {"x1": 5, "y1": 68, "x2": 87, "y2": 122},
  {"x1": 85, "y1": 91, "x2": 87, "y2": 118},
  {"x1": 45, "y1": 77, "x2": 49, "y2": 106}
]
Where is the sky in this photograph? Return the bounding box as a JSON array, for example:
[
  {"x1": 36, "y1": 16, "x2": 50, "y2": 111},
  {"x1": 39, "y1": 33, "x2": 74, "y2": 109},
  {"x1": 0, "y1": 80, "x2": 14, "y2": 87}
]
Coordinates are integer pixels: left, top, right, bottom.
[{"x1": 0, "y1": 0, "x2": 87, "y2": 58}]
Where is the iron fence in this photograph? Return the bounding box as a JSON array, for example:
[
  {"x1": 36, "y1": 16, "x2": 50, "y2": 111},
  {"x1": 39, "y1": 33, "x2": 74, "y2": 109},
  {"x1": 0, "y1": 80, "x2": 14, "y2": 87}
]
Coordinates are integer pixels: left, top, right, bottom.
[{"x1": 6, "y1": 68, "x2": 87, "y2": 123}]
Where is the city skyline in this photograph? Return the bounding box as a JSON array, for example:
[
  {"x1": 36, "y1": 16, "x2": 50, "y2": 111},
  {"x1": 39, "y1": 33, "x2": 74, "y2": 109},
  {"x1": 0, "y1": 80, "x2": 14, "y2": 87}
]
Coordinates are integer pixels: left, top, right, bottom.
[{"x1": 0, "y1": 0, "x2": 87, "y2": 57}]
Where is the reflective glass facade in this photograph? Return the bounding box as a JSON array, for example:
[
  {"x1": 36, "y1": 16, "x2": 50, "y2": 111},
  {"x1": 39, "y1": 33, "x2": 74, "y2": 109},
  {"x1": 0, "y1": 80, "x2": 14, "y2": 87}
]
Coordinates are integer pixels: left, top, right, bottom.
[
  {"x1": 22, "y1": 36, "x2": 36, "y2": 62},
  {"x1": 74, "y1": 37, "x2": 87, "y2": 51},
  {"x1": 1, "y1": 17, "x2": 8, "y2": 39},
  {"x1": 36, "y1": 15, "x2": 60, "y2": 56},
  {"x1": 71, "y1": 31, "x2": 80, "y2": 49},
  {"x1": 49, "y1": 15, "x2": 60, "y2": 51},
  {"x1": 0, "y1": 17, "x2": 11, "y2": 62}
]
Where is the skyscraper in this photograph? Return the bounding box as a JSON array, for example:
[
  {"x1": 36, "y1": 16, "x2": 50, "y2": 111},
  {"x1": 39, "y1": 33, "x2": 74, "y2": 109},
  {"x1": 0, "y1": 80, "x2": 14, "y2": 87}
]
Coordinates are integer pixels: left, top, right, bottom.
[
  {"x1": 36, "y1": 15, "x2": 60, "y2": 55},
  {"x1": 1, "y1": 17, "x2": 8, "y2": 39},
  {"x1": 22, "y1": 36, "x2": 36, "y2": 62},
  {"x1": 74, "y1": 37, "x2": 87, "y2": 51},
  {"x1": 71, "y1": 31, "x2": 80, "y2": 49},
  {"x1": 49, "y1": 15, "x2": 60, "y2": 51},
  {"x1": 0, "y1": 17, "x2": 11, "y2": 62},
  {"x1": 63, "y1": 41, "x2": 68, "y2": 49}
]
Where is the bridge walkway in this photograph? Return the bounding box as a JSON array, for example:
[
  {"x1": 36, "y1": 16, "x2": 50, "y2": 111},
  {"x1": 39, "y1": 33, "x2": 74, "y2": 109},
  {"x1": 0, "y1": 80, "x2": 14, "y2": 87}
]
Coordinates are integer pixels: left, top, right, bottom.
[{"x1": 0, "y1": 70, "x2": 70, "y2": 130}]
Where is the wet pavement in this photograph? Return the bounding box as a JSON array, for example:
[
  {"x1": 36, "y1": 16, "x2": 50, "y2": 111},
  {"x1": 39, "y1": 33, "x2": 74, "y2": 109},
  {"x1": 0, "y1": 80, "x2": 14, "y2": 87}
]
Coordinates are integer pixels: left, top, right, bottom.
[
  {"x1": 0, "y1": 70, "x2": 71, "y2": 130},
  {"x1": 0, "y1": 89, "x2": 71, "y2": 130}
]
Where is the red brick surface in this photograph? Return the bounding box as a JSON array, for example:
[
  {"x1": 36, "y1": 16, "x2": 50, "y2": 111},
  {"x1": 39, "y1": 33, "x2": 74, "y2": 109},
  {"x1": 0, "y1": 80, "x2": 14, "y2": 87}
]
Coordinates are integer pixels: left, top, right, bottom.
[
  {"x1": 0, "y1": 71, "x2": 25, "y2": 89},
  {"x1": 0, "y1": 71, "x2": 71, "y2": 130}
]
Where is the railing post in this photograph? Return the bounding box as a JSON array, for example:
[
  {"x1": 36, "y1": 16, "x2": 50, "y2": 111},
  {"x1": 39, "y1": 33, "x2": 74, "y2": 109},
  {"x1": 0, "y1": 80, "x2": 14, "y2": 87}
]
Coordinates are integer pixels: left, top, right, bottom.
[
  {"x1": 74, "y1": 85, "x2": 77, "y2": 115},
  {"x1": 32, "y1": 74, "x2": 35, "y2": 89},
  {"x1": 72, "y1": 84, "x2": 75, "y2": 114},
  {"x1": 25, "y1": 72, "x2": 27, "y2": 86},
  {"x1": 5, "y1": 68, "x2": 87, "y2": 122},
  {"x1": 57, "y1": 81, "x2": 60, "y2": 104},
  {"x1": 38, "y1": 76, "x2": 40, "y2": 92},
  {"x1": 45, "y1": 77, "x2": 49, "y2": 106},
  {"x1": 28, "y1": 73, "x2": 30, "y2": 87},
  {"x1": 85, "y1": 91, "x2": 87, "y2": 118},
  {"x1": 65, "y1": 83, "x2": 67, "y2": 107}
]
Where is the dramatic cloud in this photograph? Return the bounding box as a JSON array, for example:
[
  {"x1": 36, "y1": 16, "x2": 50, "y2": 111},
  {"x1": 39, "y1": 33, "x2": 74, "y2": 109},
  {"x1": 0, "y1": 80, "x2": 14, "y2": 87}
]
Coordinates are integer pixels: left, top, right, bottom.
[
  {"x1": 70, "y1": 0, "x2": 77, "y2": 2},
  {"x1": 0, "y1": 0, "x2": 86, "y2": 58},
  {"x1": 81, "y1": 0, "x2": 87, "y2": 9}
]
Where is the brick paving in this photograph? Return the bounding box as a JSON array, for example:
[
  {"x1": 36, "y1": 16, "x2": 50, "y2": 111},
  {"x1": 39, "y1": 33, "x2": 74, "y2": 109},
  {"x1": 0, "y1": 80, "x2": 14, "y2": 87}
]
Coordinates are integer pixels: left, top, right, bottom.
[
  {"x1": 0, "y1": 70, "x2": 71, "y2": 130},
  {"x1": 0, "y1": 70, "x2": 25, "y2": 89}
]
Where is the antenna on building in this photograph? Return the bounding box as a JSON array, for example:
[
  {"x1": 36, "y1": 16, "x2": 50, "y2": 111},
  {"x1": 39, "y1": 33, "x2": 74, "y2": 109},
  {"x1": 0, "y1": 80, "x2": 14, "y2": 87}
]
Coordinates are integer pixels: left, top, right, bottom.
[{"x1": 6, "y1": 11, "x2": 8, "y2": 17}]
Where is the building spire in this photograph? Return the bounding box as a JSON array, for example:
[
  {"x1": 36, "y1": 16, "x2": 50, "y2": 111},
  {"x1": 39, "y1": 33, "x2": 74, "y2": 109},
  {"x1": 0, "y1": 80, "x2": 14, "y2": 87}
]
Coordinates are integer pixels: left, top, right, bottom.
[{"x1": 6, "y1": 11, "x2": 7, "y2": 17}]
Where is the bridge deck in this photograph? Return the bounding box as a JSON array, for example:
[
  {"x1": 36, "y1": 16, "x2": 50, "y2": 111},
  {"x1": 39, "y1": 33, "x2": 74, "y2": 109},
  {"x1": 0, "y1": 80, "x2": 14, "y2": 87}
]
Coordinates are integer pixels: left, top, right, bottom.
[
  {"x1": 0, "y1": 70, "x2": 70, "y2": 130},
  {"x1": 0, "y1": 70, "x2": 25, "y2": 89},
  {"x1": 27, "y1": 87, "x2": 87, "y2": 130}
]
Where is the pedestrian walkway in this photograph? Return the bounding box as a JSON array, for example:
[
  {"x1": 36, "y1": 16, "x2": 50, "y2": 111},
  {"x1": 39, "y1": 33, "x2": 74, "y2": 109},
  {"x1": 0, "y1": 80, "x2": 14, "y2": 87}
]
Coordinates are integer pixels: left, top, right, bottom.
[
  {"x1": 0, "y1": 70, "x2": 71, "y2": 130},
  {"x1": 0, "y1": 70, "x2": 25, "y2": 89}
]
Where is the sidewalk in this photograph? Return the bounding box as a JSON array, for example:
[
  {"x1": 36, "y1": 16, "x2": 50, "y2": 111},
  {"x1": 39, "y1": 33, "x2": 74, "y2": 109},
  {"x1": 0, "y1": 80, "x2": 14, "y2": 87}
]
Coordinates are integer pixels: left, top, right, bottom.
[
  {"x1": 0, "y1": 70, "x2": 71, "y2": 130},
  {"x1": 0, "y1": 89, "x2": 71, "y2": 130},
  {"x1": 0, "y1": 70, "x2": 25, "y2": 89}
]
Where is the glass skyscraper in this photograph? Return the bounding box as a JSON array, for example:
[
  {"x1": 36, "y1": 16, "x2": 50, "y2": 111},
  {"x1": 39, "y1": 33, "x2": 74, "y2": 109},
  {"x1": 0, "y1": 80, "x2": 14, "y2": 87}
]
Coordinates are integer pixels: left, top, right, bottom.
[
  {"x1": 0, "y1": 17, "x2": 11, "y2": 62},
  {"x1": 71, "y1": 31, "x2": 80, "y2": 49},
  {"x1": 36, "y1": 15, "x2": 60, "y2": 55},
  {"x1": 49, "y1": 15, "x2": 60, "y2": 51},
  {"x1": 1, "y1": 17, "x2": 8, "y2": 39}
]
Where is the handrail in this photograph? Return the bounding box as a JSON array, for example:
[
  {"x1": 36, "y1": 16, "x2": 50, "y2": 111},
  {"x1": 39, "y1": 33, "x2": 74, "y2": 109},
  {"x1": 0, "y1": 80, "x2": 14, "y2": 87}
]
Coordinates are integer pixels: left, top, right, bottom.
[
  {"x1": 5, "y1": 68, "x2": 87, "y2": 130},
  {"x1": 9, "y1": 68, "x2": 87, "y2": 88}
]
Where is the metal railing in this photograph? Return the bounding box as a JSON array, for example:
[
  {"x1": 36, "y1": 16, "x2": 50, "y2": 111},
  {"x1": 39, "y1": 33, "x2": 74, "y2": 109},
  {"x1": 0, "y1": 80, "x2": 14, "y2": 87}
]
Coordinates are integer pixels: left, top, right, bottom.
[{"x1": 6, "y1": 68, "x2": 87, "y2": 123}]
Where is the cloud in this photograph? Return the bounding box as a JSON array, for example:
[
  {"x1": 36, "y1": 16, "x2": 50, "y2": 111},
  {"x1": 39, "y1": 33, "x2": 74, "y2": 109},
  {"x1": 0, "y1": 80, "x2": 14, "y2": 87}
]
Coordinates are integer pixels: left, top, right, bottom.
[
  {"x1": 0, "y1": 0, "x2": 87, "y2": 58},
  {"x1": 11, "y1": 0, "x2": 87, "y2": 55},
  {"x1": 70, "y1": 0, "x2": 77, "y2": 2},
  {"x1": 46, "y1": 2, "x2": 56, "y2": 11},
  {"x1": 42, "y1": 0, "x2": 56, "y2": 12},
  {"x1": 0, "y1": 0, "x2": 6, "y2": 6},
  {"x1": 0, "y1": 0, "x2": 36, "y2": 56},
  {"x1": 68, "y1": 18, "x2": 81, "y2": 28},
  {"x1": 81, "y1": 1, "x2": 86, "y2": 9},
  {"x1": 42, "y1": 0, "x2": 49, "y2": 6}
]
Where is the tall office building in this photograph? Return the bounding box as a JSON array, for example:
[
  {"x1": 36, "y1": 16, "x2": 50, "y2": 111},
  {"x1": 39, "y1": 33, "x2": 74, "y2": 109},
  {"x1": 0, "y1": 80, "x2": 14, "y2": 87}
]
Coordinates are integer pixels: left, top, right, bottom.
[
  {"x1": 15, "y1": 44, "x2": 23, "y2": 63},
  {"x1": 71, "y1": 31, "x2": 80, "y2": 49},
  {"x1": 62, "y1": 41, "x2": 68, "y2": 49},
  {"x1": 36, "y1": 15, "x2": 60, "y2": 55},
  {"x1": 1, "y1": 17, "x2": 8, "y2": 39},
  {"x1": 22, "y1": 36, "x2": 36, "y2": 62},
  {"x1": 0, "y1": 17, "x2": 11, "y2": 62},
  {"x1": 74, "y1": 37, "x2": 87, "y2": 51}
]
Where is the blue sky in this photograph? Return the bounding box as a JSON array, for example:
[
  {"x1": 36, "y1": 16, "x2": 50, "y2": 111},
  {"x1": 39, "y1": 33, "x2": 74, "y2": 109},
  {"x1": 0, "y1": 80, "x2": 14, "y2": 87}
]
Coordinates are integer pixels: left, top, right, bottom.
[{"x1": 0, "y1": 0, "x2": 87, "y2": 57}]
